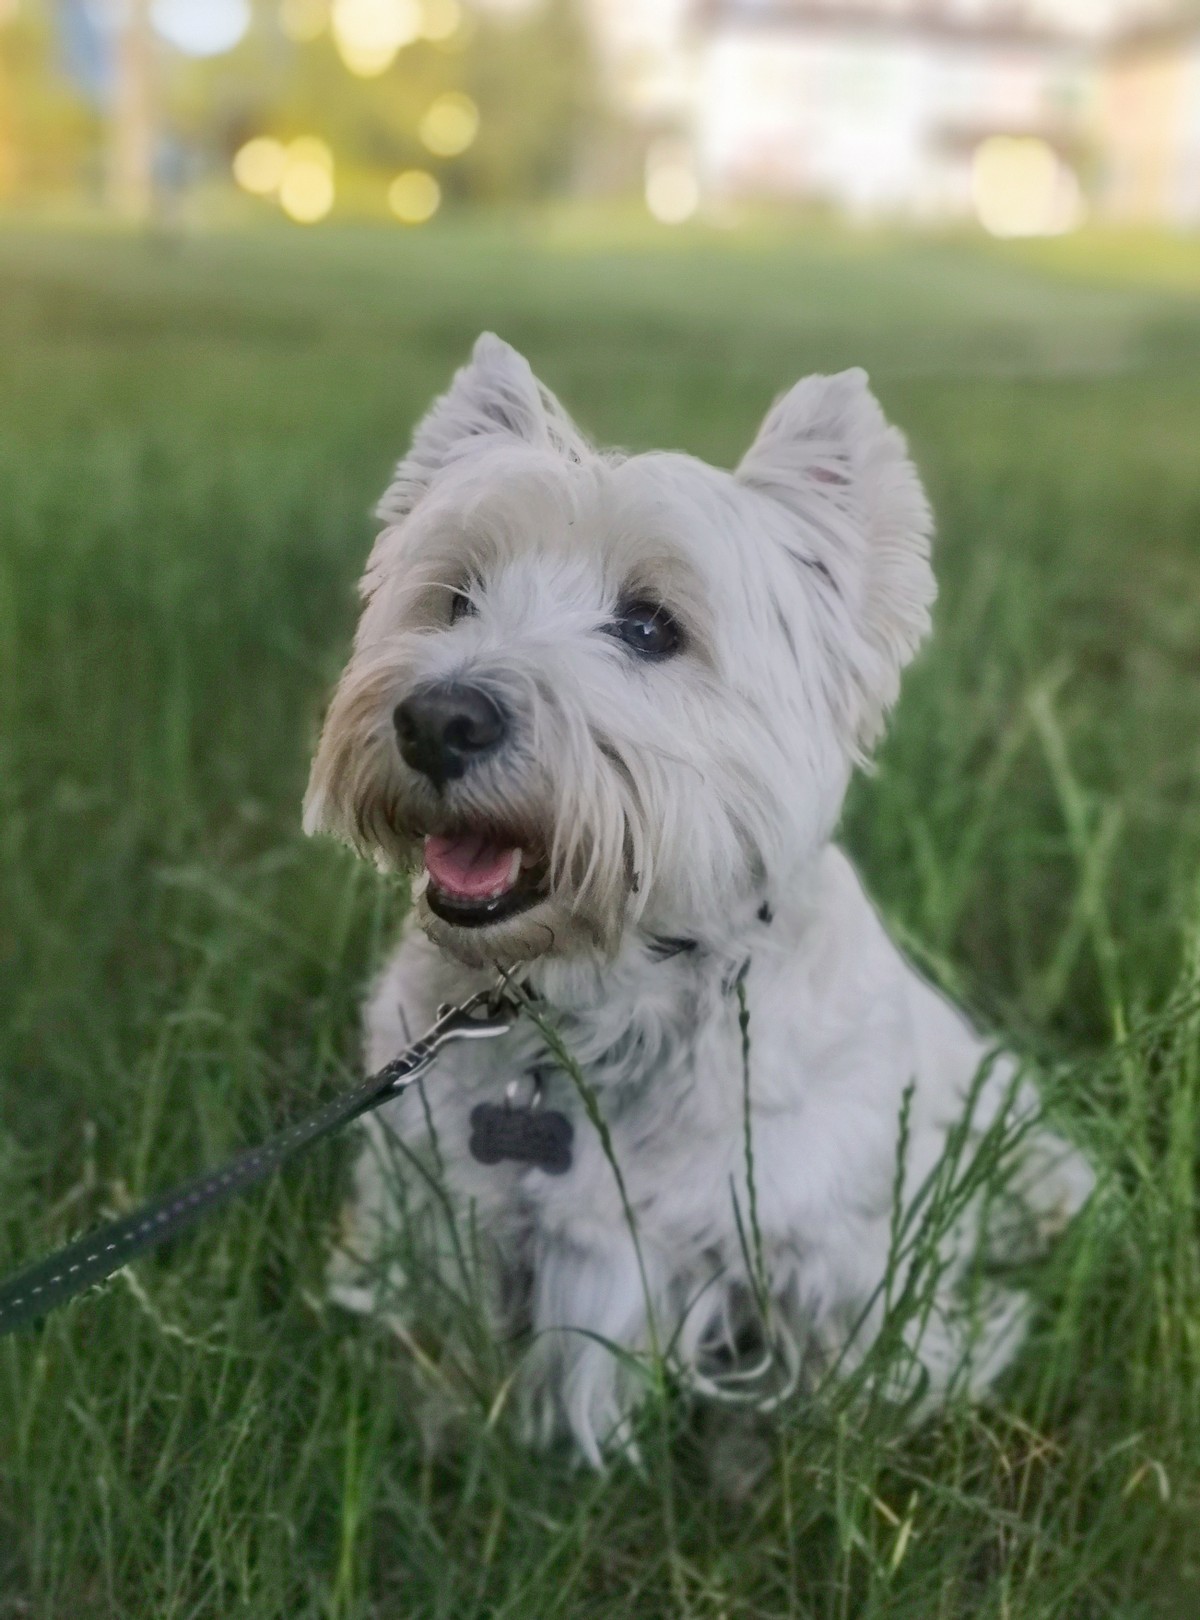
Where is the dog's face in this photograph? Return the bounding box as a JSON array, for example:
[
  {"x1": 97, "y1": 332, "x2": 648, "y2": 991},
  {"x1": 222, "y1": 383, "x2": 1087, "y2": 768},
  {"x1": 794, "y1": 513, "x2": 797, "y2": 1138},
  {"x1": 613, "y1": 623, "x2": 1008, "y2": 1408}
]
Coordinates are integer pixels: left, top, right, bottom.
[{"x1": 305, "y1": 336, "x2": 934, "y2": 967}]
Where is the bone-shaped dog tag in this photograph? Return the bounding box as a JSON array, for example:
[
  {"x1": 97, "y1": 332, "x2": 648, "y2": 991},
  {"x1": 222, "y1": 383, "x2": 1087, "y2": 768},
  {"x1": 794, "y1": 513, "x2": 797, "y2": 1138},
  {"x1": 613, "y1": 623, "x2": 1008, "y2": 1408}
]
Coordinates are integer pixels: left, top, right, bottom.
[{"x1": 469, "y1": 1102, "x2": 574, "y2": 1176}]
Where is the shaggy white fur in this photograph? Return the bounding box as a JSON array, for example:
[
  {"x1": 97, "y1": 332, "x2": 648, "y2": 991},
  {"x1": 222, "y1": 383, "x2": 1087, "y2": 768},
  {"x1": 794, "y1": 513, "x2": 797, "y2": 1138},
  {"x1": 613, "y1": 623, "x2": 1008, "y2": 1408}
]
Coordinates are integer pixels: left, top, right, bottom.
[{"x1": 305, "y1": 335, "x2": 1094, "y2": 1464}]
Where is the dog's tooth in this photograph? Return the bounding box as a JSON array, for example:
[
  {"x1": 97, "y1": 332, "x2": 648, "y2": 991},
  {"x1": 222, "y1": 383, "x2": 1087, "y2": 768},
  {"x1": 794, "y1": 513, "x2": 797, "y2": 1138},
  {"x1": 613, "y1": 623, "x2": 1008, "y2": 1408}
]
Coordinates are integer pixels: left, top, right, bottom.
[{"x1": 507, "y1": 848, "x2": 523, "y2": 887}]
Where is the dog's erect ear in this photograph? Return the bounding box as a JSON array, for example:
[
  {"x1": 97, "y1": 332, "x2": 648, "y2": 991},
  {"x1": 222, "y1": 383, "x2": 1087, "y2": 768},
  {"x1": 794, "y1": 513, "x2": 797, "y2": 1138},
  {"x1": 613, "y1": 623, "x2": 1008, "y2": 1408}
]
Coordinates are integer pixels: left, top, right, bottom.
[
  {"x1": 377, "y1": 333, "x2": 588, "y2": 522},
  {"x1": 737, "y1": 368, "x2": 935, "y2": 750}
]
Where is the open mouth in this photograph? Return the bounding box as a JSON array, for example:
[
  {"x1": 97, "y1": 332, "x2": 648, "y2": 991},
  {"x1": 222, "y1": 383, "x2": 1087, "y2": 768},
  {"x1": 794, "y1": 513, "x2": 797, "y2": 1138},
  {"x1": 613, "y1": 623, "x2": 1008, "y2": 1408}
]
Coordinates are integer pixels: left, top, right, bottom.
[{"x1": 422, "y1": 830, "x2": 549, "y2": 928}]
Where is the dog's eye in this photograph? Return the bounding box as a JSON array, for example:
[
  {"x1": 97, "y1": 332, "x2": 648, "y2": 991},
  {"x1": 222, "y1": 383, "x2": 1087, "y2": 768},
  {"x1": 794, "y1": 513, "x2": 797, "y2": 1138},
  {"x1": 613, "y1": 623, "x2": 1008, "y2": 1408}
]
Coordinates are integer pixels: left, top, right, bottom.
[
  {"x1": 609, "y1": 599, "x2": 682, "y2": 660},
  {"x1": 448, "y1": 587, "x2": 477, "y2": 625}
]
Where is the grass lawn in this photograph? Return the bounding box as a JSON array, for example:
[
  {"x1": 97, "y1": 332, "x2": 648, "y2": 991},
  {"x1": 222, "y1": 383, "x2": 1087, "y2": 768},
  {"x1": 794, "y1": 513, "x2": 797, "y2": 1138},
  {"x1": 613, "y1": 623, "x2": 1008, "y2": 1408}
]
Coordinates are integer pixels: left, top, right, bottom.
[{"x1": 1, "y1": 219, "x2": 1199, "y2": 1618}]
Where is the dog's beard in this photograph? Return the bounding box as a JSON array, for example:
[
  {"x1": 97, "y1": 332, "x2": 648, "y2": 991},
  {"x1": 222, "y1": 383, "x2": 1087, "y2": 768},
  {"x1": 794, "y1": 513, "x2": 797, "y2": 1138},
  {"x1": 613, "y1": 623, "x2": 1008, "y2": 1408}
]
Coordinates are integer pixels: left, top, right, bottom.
[{"x1": 305, "y1": 658, "x2": 643, "y2": 969}]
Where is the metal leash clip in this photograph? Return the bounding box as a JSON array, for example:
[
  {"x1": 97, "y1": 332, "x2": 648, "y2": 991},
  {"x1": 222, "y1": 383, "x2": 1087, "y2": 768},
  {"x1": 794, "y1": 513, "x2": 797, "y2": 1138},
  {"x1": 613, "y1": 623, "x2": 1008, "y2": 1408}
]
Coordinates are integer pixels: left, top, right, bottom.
[
  {"x1": 373, "y1": 983, "x2": 522, "y2": 1097},
  {"x1": 0, "y1": 976, "x2": 523, "y2": 1340}
]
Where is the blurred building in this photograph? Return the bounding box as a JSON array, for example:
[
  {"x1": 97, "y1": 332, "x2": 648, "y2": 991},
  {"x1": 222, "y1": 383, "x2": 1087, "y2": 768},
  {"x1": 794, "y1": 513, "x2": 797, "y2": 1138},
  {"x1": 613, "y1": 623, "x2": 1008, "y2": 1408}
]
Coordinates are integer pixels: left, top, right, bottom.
[
  {"x1": 1102, "y1": 16, "x2": 1200, "y2": 226},
  {"x1": 583, "y1": 0, "x2": 694, "y2": 117},
  {"x1": 583, "y1": 0, "x2": 1200, "y2": 232},
  {"x1": 694, "y1": 3, "x2": 1094, "y2": 223}
]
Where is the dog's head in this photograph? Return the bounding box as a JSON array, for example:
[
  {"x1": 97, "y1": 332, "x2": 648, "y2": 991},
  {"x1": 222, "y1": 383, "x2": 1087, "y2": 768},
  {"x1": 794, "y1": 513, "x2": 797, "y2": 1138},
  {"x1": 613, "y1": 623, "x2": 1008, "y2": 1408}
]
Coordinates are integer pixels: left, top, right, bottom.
[{"x1": 305, "y1": 335, "x2": 934, "y2": 967}]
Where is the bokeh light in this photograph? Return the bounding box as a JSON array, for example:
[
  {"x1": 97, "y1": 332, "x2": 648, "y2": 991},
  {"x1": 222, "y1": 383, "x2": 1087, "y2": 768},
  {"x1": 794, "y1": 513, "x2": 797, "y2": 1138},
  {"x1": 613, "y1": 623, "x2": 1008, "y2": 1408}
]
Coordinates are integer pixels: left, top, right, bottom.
[
  {"x1": 280, "y1": 165, "x2": 335, "y2": 223},
  {"x1": 279, "y1": 0, "x2": 328, "y2": 44},
  {"x1": 972, "y1": 137, "x2": 1087, "y2": 239},
  {"x1": 645, "y1": 141, "x2": 699, "y2": 226},
  {"x1": 331, "y1": 0, "x2": 421, "y2": 78},
  {"x1": 233, "y1": 137, "x2": 288, "y2": 196},
  {"x1": 419, "y1": 93, "x2": 479, "y2": 158},
  {"x1": 233, "y1": 136, "x2": 335, "y2": 221},
  {"x1": 279, "y1": 137, "x2": 335, "y2": 222},
  {"x1": 419, "y1": 0, "x2": 462, "y2": 43},
  {"x1": 286, "y1": 135, "x2": 334, "y2": 174},
  {"x1": 151, "y1": 0, "x2": 250, "y2": 58},
  {"x1": 388, "y1": 169, "x2": 441, "y2": 224}
]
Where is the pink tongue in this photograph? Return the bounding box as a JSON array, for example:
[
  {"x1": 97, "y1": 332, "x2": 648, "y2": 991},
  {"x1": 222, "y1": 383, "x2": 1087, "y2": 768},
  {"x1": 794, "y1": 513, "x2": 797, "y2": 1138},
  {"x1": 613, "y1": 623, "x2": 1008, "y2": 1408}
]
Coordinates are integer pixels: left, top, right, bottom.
[{"x1": 424, "y1": 833, "x2": 520, "y2": 901}]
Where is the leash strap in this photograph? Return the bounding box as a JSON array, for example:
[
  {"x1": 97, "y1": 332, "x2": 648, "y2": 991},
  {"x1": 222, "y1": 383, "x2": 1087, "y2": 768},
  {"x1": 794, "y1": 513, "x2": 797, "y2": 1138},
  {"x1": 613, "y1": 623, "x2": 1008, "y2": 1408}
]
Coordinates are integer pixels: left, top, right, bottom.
[{"x1": 0, "y1": 988, "x2": 518, "y2": 1339}]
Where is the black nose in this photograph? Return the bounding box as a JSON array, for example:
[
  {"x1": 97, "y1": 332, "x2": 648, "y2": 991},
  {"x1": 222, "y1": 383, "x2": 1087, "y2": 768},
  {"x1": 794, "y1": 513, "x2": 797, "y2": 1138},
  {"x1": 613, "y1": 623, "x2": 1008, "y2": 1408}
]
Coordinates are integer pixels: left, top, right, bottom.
[{"x1": 393, "y1": 683, "x2": 509, "y2": 787}]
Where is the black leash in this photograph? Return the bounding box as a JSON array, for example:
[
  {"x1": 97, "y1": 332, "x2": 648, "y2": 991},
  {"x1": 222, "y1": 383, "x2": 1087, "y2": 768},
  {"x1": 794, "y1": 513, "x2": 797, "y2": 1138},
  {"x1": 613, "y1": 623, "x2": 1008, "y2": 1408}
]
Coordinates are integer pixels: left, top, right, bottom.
[{"x1": 0, "y1": 986, "x2": 520, "y2": 1339}]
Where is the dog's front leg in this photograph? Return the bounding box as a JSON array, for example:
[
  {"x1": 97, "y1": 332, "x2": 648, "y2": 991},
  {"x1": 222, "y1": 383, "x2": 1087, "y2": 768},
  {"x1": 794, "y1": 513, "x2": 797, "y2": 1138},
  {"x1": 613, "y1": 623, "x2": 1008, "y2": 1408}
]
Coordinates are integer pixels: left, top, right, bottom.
[{"x1": 519, "y1": 1223, "x2": 672, "y2": 1465}]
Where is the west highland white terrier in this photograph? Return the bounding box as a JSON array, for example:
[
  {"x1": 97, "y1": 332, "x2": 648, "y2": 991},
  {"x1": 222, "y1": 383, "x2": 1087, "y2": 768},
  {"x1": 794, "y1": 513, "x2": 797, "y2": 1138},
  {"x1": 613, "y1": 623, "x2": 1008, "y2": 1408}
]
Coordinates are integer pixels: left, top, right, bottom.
[{"x1": 305, "y1": 335, "x2": 1094, "y2": 1464}]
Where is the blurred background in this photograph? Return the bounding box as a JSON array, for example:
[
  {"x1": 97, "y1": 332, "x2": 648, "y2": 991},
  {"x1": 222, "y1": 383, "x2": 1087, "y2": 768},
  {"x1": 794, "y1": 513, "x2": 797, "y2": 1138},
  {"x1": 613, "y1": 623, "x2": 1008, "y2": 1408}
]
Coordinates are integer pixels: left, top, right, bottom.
[{"x1": 1, "y1": 0, "x2": 1199, "y2": 235}]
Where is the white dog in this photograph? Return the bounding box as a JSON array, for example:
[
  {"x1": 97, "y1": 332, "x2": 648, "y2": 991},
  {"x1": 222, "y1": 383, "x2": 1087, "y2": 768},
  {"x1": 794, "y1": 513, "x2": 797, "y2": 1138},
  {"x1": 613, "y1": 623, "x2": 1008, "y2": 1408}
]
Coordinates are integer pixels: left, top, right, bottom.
[{"x1": 304, "y1": 335, "x2": 1093, "y2": 1464}]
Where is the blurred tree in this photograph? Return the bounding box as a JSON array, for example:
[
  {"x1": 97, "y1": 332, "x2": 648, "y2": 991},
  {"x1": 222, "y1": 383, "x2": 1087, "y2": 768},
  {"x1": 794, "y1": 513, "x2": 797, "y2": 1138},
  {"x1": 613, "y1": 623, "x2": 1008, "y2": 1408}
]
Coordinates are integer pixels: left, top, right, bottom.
[
  {"x1": 448, "y1": 0, "x2": 595, "y2": 202},
  {"x1": 0, "y1": 14, "x2": 11, "y2": 199},
  {"x1": 109, "y1": 0, "x2": 155, "y2": 218},
  {"x1": 168, "y1": 0, "x2": 600, "y2": 211},
  {"x1": 0, "y1": 0, "x2": 604, "y2": 214},
  {"x1": 0, "y1": 2, "x2": 104, "y2": 200}
]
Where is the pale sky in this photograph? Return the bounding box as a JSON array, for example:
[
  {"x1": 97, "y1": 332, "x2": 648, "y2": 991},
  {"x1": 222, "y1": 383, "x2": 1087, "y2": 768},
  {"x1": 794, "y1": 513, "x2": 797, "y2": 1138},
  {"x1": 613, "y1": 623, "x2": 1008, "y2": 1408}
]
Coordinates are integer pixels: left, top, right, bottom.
[
  {"x1": 601, "y1": 0, "x2": 1184, "y2": 37},
  {"x1": 957, "y1": 0, "x2": 1175, "y2": 34}
]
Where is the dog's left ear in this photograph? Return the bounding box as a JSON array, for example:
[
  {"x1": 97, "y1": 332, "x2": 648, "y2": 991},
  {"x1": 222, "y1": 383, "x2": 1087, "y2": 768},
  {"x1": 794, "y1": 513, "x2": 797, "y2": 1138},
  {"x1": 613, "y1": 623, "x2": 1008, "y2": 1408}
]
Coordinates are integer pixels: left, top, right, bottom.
[
  {"x1": 377, "y1": 334, "x2": 588, "y2": 523},
  {"x1": 737, "y1": 368, "x2": 935, "y2": 751}
]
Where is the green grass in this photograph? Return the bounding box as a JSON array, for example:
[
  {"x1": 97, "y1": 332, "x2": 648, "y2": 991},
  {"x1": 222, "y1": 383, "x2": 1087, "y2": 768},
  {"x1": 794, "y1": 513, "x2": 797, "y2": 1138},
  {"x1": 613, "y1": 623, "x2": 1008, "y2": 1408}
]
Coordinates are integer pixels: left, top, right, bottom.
[{"x1": 1, "y1": 219, "x2": 1199, "y2": 1618}]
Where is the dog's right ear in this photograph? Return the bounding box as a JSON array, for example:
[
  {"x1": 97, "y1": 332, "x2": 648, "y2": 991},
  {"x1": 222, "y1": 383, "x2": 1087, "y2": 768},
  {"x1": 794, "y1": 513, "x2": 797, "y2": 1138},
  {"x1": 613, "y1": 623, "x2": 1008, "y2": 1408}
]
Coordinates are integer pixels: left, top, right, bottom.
[{"x1": 376, "y1": 334, "x2": 588, "y2": 522}]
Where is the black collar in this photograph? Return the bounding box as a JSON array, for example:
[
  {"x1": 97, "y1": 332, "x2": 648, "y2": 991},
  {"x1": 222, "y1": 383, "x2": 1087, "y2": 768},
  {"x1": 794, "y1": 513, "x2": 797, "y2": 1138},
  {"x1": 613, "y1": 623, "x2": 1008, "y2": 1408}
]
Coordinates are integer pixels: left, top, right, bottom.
[
  {"x1": 646, "y1": 900, "x2": 773, "y2": 964},
  {"x1": 646, "y1": 934, "x2": 699, "y2": 961}
]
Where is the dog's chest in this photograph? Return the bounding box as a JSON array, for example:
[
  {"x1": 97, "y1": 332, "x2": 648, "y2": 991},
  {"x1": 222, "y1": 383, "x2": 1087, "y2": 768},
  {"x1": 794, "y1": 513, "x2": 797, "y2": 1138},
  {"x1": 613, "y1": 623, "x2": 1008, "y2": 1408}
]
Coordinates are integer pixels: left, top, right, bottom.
[{"x1": 432, "y1": 985, "x2": 755, "y2": 1234}]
